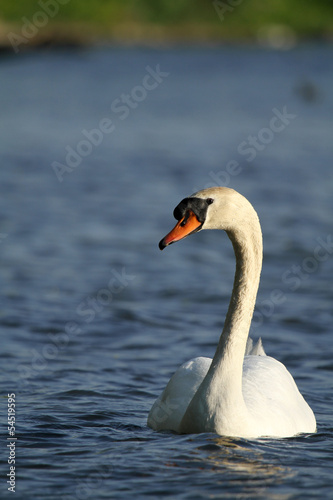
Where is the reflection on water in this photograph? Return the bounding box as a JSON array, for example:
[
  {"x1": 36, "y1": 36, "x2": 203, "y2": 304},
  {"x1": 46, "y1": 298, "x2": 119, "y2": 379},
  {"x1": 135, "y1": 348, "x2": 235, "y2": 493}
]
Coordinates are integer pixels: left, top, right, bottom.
[
  {"x1": 200, "y1": 436, "x2": 294, "y2": 484},
  {"x1": 162, "y1": 435, "x2": 297, "y2": 499}
]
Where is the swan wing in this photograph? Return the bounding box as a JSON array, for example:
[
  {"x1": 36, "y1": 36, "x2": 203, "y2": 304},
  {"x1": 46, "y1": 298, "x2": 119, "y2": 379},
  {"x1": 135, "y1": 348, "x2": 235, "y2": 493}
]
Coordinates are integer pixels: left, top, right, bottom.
[
  {"x1": 148, "y1": 356, "x2": 211, "y2": 432},
  {"x1": 242, "y1": 355, "x2": 316, "y2": 437}
]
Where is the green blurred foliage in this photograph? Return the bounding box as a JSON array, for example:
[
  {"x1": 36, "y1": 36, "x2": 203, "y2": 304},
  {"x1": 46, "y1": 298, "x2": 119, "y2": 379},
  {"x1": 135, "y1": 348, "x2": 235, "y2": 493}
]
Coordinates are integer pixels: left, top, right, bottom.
[{"x1": 0, "y1": 0, "x2": 332, "y2": 39}]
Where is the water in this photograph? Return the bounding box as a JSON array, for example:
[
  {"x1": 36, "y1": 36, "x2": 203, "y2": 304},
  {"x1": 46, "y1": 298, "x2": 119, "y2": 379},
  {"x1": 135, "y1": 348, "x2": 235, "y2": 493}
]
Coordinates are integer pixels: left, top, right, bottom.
[{"x1": 0, "y1": 44, "x2": 332, "y2": 499}]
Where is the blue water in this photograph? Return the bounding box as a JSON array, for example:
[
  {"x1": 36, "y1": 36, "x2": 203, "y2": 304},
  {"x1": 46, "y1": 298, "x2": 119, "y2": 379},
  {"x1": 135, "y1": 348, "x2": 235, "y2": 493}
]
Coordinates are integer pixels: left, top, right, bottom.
[{"x1": 0, "y1": 44, "x2": 333, "y2": 499}]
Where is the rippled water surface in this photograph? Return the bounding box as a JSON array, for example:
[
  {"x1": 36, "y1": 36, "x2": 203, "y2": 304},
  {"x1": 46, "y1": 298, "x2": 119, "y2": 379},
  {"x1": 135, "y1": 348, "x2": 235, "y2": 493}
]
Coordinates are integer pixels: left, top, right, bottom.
[{"x1": 0, "y1": 45, "x2": 333, "y2": 499}]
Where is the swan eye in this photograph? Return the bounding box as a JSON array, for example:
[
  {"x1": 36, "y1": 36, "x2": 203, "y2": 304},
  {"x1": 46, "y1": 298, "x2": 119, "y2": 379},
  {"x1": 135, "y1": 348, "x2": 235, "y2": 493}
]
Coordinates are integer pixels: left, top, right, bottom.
[
  {"x1": 180, "y1": 211, "x2": 190, "y2": 226},
  {"x1": 206, "y1": 198, "x2": 214, "y2": 205}
]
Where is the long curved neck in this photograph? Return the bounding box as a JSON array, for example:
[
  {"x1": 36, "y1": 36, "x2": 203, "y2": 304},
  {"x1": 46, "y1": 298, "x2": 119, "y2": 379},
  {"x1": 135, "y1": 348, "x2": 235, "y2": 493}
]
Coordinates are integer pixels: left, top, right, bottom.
[
  {"x1": 206, "y1": 219, "x2": 263, "y2": 402},
  {"x1": 213, "y1": 225, "x2": 262, "y2": 366}
]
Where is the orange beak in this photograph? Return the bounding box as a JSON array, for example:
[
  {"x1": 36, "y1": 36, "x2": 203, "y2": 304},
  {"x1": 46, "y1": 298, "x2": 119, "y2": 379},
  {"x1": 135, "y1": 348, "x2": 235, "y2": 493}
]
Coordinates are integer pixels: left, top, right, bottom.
[{"x1": 159, "y1": 210, "x2": 202, "y2": 250}]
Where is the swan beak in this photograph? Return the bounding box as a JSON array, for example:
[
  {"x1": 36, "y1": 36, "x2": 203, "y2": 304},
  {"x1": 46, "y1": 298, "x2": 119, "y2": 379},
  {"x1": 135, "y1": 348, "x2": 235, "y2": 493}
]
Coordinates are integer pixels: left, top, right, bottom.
[{"x1": 159, "y1": 210, "x2": 202, "y2": 250}]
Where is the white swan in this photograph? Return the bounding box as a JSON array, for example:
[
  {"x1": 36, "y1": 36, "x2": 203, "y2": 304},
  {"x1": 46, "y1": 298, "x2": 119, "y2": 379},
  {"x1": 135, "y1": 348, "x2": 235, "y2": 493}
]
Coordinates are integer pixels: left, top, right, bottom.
[{"x1": 148, "y1": 187, "x2": 316, "y2": 438}]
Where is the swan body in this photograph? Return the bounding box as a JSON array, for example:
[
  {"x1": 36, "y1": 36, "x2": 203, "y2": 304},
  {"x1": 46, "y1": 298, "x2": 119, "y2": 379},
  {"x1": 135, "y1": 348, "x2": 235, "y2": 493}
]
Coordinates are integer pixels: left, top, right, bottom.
[{"x1": 148, "y1": 187, "x2": 316, "y2": 438}]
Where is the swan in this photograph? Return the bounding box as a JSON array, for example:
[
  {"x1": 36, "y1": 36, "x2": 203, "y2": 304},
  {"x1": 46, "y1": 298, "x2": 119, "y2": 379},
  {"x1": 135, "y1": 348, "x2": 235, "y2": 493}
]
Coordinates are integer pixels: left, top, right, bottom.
[{"x1": 148, "y1": 187, "x2": 316, "y2": 438}]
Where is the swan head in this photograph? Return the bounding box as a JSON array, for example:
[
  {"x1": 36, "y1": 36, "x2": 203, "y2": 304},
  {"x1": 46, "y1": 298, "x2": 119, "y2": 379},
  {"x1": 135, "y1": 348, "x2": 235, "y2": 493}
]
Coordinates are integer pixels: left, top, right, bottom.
[{"x1": 159, "y1": 187, "x2": 258, "y2": 250}]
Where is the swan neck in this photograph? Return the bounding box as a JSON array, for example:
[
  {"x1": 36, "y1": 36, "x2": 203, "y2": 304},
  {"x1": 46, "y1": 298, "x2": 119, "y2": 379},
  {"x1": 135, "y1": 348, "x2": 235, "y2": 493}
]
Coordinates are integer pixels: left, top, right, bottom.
[{"x1": 213, "y1": 223, "x2": 263, "y2": 369}]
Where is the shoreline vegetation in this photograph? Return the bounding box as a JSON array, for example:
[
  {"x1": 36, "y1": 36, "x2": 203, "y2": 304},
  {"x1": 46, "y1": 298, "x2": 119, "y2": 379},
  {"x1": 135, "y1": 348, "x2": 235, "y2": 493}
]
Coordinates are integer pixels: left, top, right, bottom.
[{"x1": 0, "y1": 1, "x2": 333, "y2": 53}]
